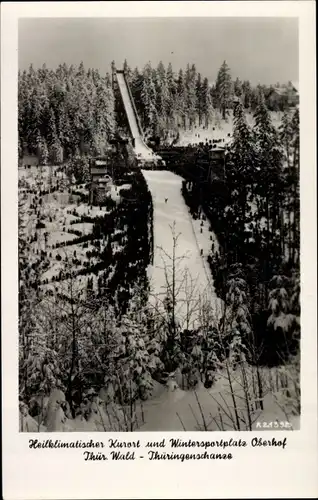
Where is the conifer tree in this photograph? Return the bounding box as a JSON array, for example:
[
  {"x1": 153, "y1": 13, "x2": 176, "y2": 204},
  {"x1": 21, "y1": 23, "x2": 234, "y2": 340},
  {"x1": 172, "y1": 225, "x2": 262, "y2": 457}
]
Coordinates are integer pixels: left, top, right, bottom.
[
  {"x1": 185, "y1": 63, "x2": 197, "y2": 127},
  {"x1": 215, "y1": 61, "x2": 232, "y2": 119},
  {"x1": 279, "y1": 110, "x2": 293, "y2": 169},
  {"x1": 161, "y1": 63, "x2": 176, "y2": 129},
  {"x1": 195, "y1": 72, "x2": 203, "y2": 126},
  {"x1": 253, "y1": 91, "x2": 284, "y2": 281},
  {"x1": 201, "y1": 77, "x2": 214, "y2": 128},
  {"x1": 176, "y1": 69, "x2": 187, "y2": 128},
  {"x1": 234, "y1": 77, "x2": 243, "y2": 98},
  {"x1": 141, "y1": 63, "x2": 157, "y2": 131},
  {"x1": 38, "y1": 136, "x2": 49, "y2": 165},
  {"x1": 227, "y1": 100, "x2": 256, "y2": 245},
  {"x1": 123, "y1": 58, "x2": 132, "y2": 81},
  {"x1": 290, "y1": 108, "x2": 300, "y2": 265},
  {"x1": 242, "y1": 80, "x2": 252, "y2": 109},
  {"x1": 18, "y1": 63, "x2": 116, "y2": 162},
  {"x1": 155, "y1": 61, "x2": 169, "y2": 130},
  {"x1": 278, "y1": 110, "x2": 295, "y2": 259},
  {"x1": 166, "y1": 62, "x2": 176, "y2": 110}
]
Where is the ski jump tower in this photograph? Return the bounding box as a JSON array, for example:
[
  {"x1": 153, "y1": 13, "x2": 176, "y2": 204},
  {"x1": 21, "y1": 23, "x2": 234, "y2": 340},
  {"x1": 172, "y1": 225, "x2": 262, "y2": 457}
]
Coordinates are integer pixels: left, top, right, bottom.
[{"x1": 112, "y1": 63, "x2": 165, "y2": 169}]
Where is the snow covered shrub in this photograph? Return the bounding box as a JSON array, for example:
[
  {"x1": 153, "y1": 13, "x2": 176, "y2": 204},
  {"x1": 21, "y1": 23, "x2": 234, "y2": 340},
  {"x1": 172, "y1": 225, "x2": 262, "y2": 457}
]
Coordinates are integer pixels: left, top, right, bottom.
[
  {"x1": 20, "y1": 343, "x2": 63, "y2": 402},
  {"x1": 178, "y1": 327, "x2": 223, "y2": 390},
  {"x1": 66, "y1": 155, "x2": 90, "y2": 185},
  {"x1": 113, "y1": 317, "x2": 155, "y2": 402},
  {"x1": 266, "y1": 273, "x2": 300, "y2": 362},
  {"x1": 224, "y1": 271, "x2": 252, "y2": 353}
]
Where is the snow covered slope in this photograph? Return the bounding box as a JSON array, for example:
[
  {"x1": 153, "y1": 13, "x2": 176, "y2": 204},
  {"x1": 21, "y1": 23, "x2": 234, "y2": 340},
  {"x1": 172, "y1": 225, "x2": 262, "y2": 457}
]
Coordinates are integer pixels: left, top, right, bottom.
[
  {"x1": 136, "y1": 372, "x2": 300, "y2": 432},
  {"x1": 175, "y1": 111, "x2": 283, "y2": 147},
  {"x1": 142, "y1": 169, "x2": 222, "y2": 329}
]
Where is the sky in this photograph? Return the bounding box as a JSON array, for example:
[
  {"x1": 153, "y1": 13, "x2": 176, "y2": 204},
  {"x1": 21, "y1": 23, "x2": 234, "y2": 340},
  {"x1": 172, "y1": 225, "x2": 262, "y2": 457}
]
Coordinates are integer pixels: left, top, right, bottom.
[{"x1": 19, "y1": 17, "x2": 298, "y2": 85}]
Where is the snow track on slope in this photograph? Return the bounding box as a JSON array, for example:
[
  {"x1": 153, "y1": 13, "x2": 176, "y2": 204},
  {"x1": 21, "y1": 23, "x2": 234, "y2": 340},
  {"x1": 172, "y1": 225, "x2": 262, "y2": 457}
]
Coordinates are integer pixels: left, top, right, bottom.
[{"x1": 142, "y1": 169, "x2": 222, "y2": 329}]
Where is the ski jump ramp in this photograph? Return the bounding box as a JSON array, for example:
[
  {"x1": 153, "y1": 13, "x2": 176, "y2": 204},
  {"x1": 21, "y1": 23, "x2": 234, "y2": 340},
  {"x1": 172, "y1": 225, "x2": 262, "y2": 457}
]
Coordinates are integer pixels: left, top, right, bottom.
[
  {"x1": 115, "y1": 68, "x2": 221, "y2": 327},
  {"x1": 116, "y1": 71, "x2": 165, "y2": 168}
]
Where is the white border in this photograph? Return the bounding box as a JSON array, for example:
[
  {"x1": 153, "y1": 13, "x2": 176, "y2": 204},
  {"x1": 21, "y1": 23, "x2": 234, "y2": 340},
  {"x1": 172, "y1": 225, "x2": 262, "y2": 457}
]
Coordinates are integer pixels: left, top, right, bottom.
[{"x1": 1, "y1": 2, "x2": 317, "y2": 499}]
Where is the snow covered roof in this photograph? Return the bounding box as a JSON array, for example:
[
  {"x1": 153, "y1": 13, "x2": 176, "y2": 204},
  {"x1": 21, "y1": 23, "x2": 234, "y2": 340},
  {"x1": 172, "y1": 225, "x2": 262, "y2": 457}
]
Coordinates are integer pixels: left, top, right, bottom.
[
  {"x1": 95, "y1": 159, "x2": 108, "y2": 166},
  {"x1": 269, "y1": 87, "x2": 287, "y2": 96},
  {"x1": 98, "y1": 175, "x2": 112, "y2": 183},
  {"x1": 269, "y1": 81, "x2": 299, "y2": 96}
]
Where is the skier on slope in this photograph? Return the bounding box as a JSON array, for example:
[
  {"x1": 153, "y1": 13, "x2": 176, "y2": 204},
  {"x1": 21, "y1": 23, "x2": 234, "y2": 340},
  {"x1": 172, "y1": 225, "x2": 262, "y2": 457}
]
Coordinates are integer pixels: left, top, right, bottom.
[{"x1": 165, "y1": 198, "x2": 168, "y2": 203}]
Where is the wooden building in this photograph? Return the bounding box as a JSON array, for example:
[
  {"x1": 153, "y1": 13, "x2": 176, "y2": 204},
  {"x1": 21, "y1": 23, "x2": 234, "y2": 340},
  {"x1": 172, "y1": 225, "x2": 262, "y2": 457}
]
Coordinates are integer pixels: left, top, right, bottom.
[
  {"x1": 266, "y1": 82, "x2": 299, "y2": 110},
  {"x1": 89, "y1": 157, "x2": 113, "y2": 205},
  {"x1": 206, "y1": 147, "x2": 227, "y2": 183}
]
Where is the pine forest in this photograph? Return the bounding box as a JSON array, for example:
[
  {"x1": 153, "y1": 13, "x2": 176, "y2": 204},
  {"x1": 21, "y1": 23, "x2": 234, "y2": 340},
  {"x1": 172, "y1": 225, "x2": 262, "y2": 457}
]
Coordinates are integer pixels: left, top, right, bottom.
[{"x1": 18, "y1": 58, "x2": 300, "y2": 432}]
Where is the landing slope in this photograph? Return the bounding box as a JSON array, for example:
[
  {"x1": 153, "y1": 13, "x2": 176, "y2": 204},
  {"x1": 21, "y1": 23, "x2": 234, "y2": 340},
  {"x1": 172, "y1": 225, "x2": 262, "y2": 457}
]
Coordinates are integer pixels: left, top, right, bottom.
[{"x1": 142, "y1": 169, "x2": 222, "y2": 329}]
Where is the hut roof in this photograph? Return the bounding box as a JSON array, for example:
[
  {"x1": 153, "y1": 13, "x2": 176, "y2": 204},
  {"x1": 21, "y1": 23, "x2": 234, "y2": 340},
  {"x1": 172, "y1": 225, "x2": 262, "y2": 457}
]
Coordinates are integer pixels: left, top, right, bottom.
[{"x1": 91, "y1": 167, "x2": 110, "y2": 175}]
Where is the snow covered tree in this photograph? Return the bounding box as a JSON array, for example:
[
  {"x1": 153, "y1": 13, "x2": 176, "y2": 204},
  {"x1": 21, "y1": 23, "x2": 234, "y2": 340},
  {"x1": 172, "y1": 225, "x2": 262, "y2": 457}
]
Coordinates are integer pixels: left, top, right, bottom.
[
  {"x1": 123, "y1": 58, "x2": 132, "y2": 82},
  {"x1": 201, "y1": 77, "x2": 214, "y2": 128},
  {"x1": 227, "y1": 100, "x2": 256, "y2": 244},
  {"x1": 278, "y1": 110, "x2": 295, "y2": 260},
  {"x1": 253, "y1": 91, "x2": 284, "y2": 274},
  {"x1": 38, "y1": 135, "x2": 49, "y2": 165},
  {"x1": 46, "y1": 107, "x2": 58, "y2": 147},
  {"x1": 289, "y1": 108, "x2": 300, "y2": 265},
  {"x1": 184, "y1": 63, "x2": 197, "y2": 127},
  {"x1": 279, "y1": 110, "x2": 294, "y2": 168},
  {"x1": 195, "y1": 72, "x2": 203, "y2": 125},
  {"x1": 155, "y1": 61, "x2": 170, "y2": 132},
  {"x1": 141, "y1": 62, "x2": 157, "y2": 132},
  {"x1": 234, "y1": 77, "x2": 243, "y2": 98},
  {"x1": 176, "y1": 69, "x2": 187, "y2": 128},
  {"x1": 215, "y1": 61, "x2": 232, "y2": 119},
  {"x1": 267, "y1": 274, "x2": 300, "y2": 361},
  {"x1": 242, "y1": 80, "x2": 252, "y2": 109},
  {"x1": 18, "y1": 62, "x2": 116, "y2": 162},
  {"x1": 166, "y1": 62, "x2": 176, "y2": 116},
  {"x1": 224, "y1": 267, "x2": 252, "y2": 351},
  {"x1": 117, "y1": 317, "x2": 153, "y2": 403},
  {"x1": 50, "y1": 140, "x2": 64, "y2": 165},
  {"x1": 200, "y1": 327, "x2": 223, "y2": 387}
]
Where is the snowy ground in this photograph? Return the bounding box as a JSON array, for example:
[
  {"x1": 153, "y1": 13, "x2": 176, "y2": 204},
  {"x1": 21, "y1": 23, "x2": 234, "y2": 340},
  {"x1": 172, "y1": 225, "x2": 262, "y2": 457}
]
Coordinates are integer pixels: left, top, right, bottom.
[
  {"x1": 19, "y1": 168, "x2": 116, "y2": 294},
  {"x1": 176, "y1": 111, "x2": 283, "y2": 147},
  {"x1": 135, "y1": 364, "x2": 300, "y2": 432},
  {"x1": 21, "y1": 363, "x2": 299, "y2": 432},
  {"x1": 142, "y1": 169, "x2": 222, "y2": 329}
]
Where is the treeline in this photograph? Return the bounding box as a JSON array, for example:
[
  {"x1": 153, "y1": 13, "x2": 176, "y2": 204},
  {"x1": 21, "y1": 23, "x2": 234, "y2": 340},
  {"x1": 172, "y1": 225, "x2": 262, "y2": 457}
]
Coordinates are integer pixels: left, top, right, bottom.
[
  {"x1": 182, "y1": 97, "x2": 300, "y2": 365},
  {"x1": 125, "y1": 59, "x2": 291, "y2": 138},
  {"x1": 18, "y1": 63, "x2": 115, "y2": 163},
  {"x1": 18, "y1": 60, "x2": 293, "y2": 160}
]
